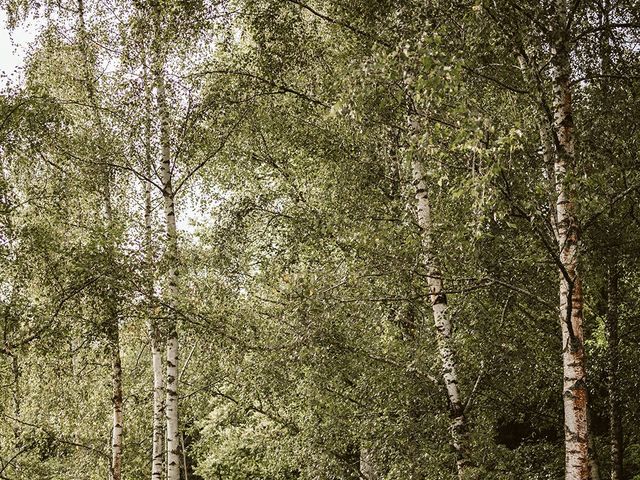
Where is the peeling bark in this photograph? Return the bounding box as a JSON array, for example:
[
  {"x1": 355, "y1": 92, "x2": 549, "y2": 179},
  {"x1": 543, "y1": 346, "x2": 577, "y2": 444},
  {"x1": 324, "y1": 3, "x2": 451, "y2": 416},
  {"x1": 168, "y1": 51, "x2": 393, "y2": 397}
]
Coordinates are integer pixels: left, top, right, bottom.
[{"x1": 551, "y1": 2, "x2": 590, "y2": 479}]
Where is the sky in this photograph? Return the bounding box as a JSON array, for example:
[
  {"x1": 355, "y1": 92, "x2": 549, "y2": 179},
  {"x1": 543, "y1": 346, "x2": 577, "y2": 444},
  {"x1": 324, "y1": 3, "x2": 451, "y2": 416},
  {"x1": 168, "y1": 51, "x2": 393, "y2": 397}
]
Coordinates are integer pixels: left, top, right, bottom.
[
  {"x1": 0, "y1": 9, "x2": 207, "y2": 232},
  {"x1": 0, "y1": 10, "x2": 40, "y2": 87}
]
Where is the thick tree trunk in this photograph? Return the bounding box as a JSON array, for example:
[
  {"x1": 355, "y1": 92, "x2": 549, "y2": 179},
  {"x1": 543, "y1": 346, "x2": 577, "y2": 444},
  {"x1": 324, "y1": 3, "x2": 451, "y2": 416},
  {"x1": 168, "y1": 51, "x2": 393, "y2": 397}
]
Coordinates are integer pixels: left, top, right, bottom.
[
  {"x1": 154, "y1": 33, "x2": 181, "y2": 480},
  {"x1": 606, "y1": 262, "x2": 623, "y2": 480},
  {"x1": 411, "y1": 156, "x2": 471, "y2": 478},
  {"x1": 164, "y1": 312, "x2": 179, "y2": 480},
  {"x1": 551, "y1": 3, "x2": 590, "y2": 479},
  {"x1": 105, "y1": 182, "x2": 123, "y2": 480}
]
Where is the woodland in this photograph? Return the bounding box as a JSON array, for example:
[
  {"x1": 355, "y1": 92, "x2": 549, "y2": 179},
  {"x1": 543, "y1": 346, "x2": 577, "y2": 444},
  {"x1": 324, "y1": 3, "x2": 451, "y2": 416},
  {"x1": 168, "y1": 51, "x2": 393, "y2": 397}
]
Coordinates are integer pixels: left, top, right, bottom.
[{"x1": 1, "y1": 0, "x2": 640, "y2": 479}]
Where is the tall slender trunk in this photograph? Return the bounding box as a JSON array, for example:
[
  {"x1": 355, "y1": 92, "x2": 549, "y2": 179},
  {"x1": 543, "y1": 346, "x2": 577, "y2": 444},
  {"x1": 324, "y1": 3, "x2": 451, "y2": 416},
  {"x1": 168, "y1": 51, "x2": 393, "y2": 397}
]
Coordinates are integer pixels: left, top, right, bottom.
[
  {"x1": 411, "y1": 155, "x2": 471, "y2": 478},
  {"x1": 104, "y1": 170, "x2": 123, "y2": 480},
  {"x1": 153, "y1": 21, "x2": 181, "y2": 480},
  {"x1": 110, "y1": 327, "x2": 124, "y2": 480},
  {"x1": 551, "y1": 3, "x2": 590, "y2": 479},
  {"x1": 151, "y1": 332, "x2": 166, "y2": 480},
  {"x1": 143, "y1": 58, "x2": 165, "y2": 480},
  {"x1": 606, "y1": 261, "x2": 623, "y2": 480},
  {"x1": 76, "y1": 3, "x2": 123, "y2": 478}
]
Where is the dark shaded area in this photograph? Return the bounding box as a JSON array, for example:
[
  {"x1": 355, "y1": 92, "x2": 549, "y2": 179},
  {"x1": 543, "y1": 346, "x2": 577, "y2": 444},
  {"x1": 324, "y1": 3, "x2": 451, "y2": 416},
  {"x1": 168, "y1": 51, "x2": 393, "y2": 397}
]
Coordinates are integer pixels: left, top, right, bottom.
[{"x1": 496, "y1": 416, "x2": 561, "y2": 450}]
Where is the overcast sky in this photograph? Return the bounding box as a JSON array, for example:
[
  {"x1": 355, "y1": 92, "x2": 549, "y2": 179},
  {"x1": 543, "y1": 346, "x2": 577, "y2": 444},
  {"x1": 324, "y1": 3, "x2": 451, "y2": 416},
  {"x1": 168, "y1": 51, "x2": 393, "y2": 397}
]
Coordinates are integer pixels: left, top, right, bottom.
[{"x1": 0, "y1": 10, "x2": 39, "y2": 87}]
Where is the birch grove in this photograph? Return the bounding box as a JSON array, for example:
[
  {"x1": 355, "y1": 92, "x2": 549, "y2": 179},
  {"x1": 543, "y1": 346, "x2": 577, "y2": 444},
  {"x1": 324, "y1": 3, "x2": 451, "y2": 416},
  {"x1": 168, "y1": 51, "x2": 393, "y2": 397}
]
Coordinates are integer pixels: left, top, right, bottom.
[{"x1": 2, "y1": 1, "x2": 640, "y2": 480}]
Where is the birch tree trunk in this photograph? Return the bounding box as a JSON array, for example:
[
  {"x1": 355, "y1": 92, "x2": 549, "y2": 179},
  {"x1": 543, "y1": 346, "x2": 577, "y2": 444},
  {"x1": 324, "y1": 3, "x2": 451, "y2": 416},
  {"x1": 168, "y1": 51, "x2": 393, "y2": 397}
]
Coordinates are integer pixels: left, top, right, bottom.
[
  {"x1": 76, "y1": 3, "x2": 123, "y2": 478},
  {"x1": 551, "y1": 3, "x2": 590, "y2": 479},
  {"x1": 411, "y1": 154, "x2": 471, "y2": 478},
  {"x1": 110, "y1": 326, "x2": 124, "y2": 480},
  {"x1": 153, "y1": 20, "x2": 181, "y2": 480},
  {"x1": 143, "y1": 58, "x2": 165, "y2": 480},
  {"x1": 151, "y1": 324, "x2": 166, "y2": 480}
]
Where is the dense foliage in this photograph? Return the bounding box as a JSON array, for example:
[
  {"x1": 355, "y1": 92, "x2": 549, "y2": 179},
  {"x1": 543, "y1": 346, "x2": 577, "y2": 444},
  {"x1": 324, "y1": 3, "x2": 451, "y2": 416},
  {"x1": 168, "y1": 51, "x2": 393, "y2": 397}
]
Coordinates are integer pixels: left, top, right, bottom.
[{"x1": 1, "y1": 1, "x2": 640, "y2": 479}]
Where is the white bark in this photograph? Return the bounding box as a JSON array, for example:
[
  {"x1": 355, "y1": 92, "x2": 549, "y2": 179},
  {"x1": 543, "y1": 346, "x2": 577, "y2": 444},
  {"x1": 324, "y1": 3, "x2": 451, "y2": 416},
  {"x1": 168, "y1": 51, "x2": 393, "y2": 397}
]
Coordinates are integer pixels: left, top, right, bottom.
[
  {"x1": 153, "y1": 28, "x2": 181, "y2": 480},
  {"x1": 597, "y1": 5, "x2": 623, "y2": 479},
  {"x1": 151, "y1": 339, "x2": 165, "y2": 480},
  {"x1": 111, "y1": 336, "x2": 124, "y2": 480},
  {"x1": 551, "y1": 2, "x2": 590, "y2": 479},
  {"x1": 144, "y1": 60, "x2": 165, "y2": 480},
  {"x1": 411, "y1": 155, "x2": 471, "y2": 478},
  {"x1": 359, "y1": 447, "x2": 378, "y2": 480}
]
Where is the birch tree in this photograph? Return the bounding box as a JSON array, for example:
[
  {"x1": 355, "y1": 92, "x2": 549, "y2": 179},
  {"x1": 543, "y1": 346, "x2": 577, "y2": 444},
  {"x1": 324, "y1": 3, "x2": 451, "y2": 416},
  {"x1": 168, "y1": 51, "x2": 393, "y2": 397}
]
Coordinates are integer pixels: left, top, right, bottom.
[
  {"x1": 549, "y1": 3, "x2": 590, "y2": 477},
  {"x1": 151, "y1": 5, "x2": 181, "y2": 478},
  {"x1": 411, "y1": 154, "x2": 472, "y2": 478},
  {"x1": 75, "y1": 1, "x2": 124, "y2": 477}
]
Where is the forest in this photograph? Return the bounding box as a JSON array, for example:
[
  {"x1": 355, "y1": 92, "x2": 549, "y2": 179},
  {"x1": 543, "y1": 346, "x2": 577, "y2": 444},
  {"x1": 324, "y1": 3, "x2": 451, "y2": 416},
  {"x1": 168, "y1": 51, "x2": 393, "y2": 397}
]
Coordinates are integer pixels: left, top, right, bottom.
[{"x1": 1, "y1": 0, "x2": 640, "y2": 479}]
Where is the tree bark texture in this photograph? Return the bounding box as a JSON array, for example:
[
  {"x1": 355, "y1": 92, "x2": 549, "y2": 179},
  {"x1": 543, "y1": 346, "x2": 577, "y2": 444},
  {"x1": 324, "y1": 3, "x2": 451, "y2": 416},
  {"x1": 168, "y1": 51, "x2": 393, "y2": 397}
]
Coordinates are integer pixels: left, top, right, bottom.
[
  {"x1": 153, "y1": 23, "x2": 181, "y2": 480},
  {"x1": 411, "y1": 155, "x2": 471, "y2": 479},
  {"x1": 551, "y1": 3, "x2": 590, "y2": 479}
]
